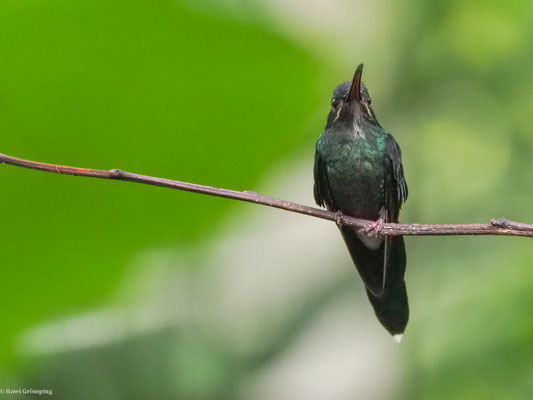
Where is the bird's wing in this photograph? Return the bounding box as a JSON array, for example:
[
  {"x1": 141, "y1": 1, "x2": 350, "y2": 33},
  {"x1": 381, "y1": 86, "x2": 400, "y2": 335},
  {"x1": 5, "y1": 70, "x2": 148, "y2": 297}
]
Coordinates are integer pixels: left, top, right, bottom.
[
  {"x1": 313, "y1": 149, "x2": 335, "y2": 210},
  {"x1": 380, "y1": 134, "x2": 408, "y2": 294},
  {"x1": 385, "y1": 133, "x2": 408, "y2": 221}
]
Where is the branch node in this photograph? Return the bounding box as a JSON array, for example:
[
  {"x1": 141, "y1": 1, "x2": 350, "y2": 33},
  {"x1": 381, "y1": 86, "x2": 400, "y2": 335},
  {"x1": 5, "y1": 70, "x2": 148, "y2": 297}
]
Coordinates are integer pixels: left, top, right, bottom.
[
  {"x1": 110, "y1": 169, "x2": 124, "y2": 178},
  {"x1": 335, "y1": 210, "x2": 344, "y2": 227},
  {"x1": 491, "y1": 218, "x2": 509, "y2": 228}
]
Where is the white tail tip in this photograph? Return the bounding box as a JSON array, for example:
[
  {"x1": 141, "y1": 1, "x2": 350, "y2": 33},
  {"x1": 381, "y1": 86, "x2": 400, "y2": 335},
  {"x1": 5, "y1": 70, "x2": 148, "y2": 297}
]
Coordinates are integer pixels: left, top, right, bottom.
[{"x1": 393, "y1": 334, "x2": 403, "y2": 344}]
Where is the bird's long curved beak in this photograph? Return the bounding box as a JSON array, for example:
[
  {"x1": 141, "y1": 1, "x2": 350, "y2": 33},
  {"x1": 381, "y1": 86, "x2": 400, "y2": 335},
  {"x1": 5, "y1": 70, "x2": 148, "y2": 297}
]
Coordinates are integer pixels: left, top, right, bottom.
[{"x1": 347, "y1": 64, "x2": 363, "y2": 103}]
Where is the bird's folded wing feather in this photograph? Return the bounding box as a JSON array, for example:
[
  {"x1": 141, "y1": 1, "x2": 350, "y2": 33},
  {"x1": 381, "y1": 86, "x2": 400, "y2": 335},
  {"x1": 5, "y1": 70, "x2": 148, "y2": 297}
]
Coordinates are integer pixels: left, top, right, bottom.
[
  {"x1": 385, "y1": 134, "x2": 408, "y2": 221},
  {"x1": 313, "y1": 151, "x2": 335, "y2": 210}
]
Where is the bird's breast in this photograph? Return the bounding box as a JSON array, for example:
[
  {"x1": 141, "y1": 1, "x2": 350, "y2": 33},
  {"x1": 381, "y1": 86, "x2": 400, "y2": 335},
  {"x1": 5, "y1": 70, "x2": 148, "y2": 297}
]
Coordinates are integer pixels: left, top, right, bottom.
[{"x1": 323, "y1": 141, "x2": 386, "y2": 219}]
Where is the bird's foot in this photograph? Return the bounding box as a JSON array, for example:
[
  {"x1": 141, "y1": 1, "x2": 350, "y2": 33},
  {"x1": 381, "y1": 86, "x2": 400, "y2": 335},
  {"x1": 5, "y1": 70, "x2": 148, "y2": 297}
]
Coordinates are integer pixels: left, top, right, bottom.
[
  {"x1": 335, "y1": 210, "x2": 344, "y2": 227},
  {"x1": 361, "y1": 218, "x2": 384, "y2": 237}
]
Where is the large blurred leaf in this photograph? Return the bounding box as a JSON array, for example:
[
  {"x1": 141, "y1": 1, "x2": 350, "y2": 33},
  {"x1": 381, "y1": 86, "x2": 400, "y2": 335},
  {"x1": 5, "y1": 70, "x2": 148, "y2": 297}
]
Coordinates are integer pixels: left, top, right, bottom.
[{"x1": 0, "y1": 0, "x2": 319, "y2": 366}]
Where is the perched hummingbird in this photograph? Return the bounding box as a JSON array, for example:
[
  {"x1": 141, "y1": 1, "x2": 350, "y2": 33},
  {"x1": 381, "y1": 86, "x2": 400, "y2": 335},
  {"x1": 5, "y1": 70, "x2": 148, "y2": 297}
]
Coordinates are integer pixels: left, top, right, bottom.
[{"x1": 313, "y1": 64, "x2": 409, "y2": 338}]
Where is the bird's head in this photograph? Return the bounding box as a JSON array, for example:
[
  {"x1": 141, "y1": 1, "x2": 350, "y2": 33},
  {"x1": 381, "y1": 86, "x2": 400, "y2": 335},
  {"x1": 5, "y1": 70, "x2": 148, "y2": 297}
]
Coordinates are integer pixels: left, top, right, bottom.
[{"x1": 326, "y1": 64, "x2": 379, "y2": 130}]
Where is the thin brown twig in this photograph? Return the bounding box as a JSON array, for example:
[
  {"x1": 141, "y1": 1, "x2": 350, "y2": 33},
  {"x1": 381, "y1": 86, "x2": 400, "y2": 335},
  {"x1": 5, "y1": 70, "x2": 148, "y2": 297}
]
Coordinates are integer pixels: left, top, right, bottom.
[{"x1": 1, "y1": 152, "x2": 532, "y2": 237}]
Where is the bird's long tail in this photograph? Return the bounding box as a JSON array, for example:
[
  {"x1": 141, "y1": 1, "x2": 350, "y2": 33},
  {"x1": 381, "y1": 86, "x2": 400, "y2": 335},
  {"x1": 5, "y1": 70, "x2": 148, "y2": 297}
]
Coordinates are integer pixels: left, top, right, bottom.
[{"x1": 340, "y1": 226, "x2": 409, "y2": 335}]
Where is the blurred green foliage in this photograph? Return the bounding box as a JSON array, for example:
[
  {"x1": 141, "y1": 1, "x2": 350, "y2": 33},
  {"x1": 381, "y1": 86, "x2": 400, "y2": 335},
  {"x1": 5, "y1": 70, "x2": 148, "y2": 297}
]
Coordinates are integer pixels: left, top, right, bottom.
[
  {"x1": 389, "y1": 0, "x2": 533, "y2": 398},
  {"x1": 2, "y1": 0, "x2": 533, "y2": 399}
]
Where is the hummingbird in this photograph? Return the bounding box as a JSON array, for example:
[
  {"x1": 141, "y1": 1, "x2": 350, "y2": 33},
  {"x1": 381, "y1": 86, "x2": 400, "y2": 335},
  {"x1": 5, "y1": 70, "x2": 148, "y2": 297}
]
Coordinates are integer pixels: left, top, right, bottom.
[{"x1": 313, "y1": 64, "x2": 409, "y2": 339}]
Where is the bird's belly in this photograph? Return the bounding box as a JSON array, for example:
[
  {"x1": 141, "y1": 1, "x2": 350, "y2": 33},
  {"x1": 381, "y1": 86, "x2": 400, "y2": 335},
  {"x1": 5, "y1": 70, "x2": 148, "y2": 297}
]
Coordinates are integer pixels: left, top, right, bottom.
[{"x1": 327, "y1": 158, "x2": 384, "y2": 219}]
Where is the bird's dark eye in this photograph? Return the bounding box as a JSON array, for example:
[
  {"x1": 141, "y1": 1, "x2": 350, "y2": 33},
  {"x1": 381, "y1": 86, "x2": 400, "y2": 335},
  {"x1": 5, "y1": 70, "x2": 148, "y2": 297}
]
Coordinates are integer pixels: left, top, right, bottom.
[{"x1": 331, "y1": 98, "x2": 339, "y2": 108}]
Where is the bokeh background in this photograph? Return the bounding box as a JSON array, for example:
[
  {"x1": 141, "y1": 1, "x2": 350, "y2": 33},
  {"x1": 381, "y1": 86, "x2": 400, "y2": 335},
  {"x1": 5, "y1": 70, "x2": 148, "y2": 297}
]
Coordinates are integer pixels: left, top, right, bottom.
[{"x1": 1, "y1": 0, "x2": 533, "y2": 398}]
